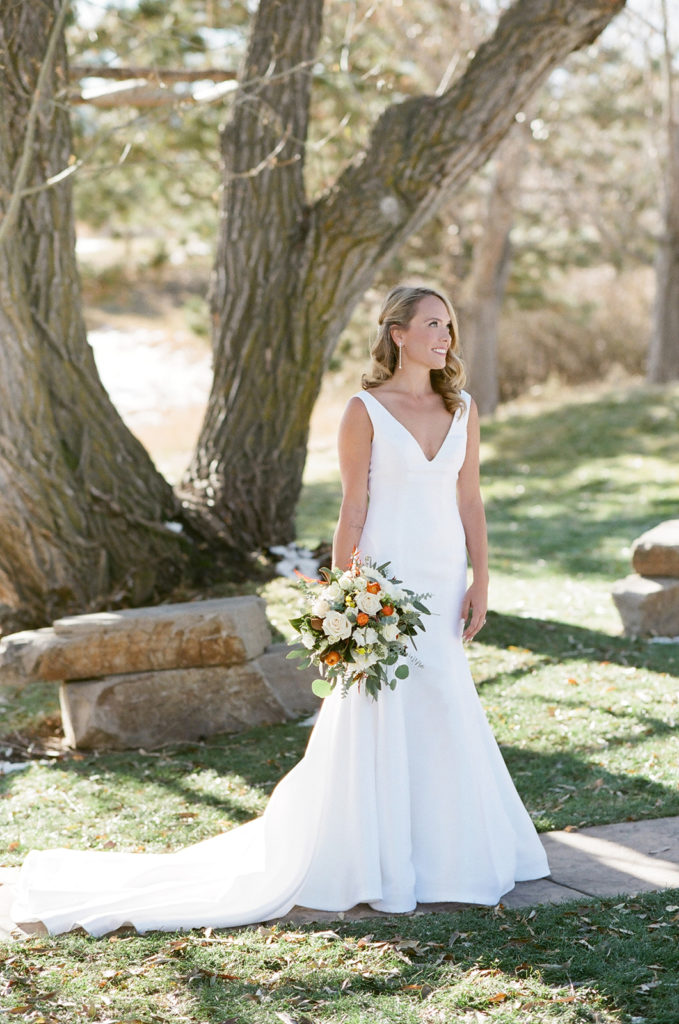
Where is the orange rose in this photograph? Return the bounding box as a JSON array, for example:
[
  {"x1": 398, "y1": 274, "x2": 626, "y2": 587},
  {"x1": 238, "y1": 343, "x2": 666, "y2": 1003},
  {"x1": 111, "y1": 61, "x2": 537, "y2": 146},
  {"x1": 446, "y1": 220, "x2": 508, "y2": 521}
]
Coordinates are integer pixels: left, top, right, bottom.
[
  {"x1": 324, "y1": 650, "x2": 341, "y2": 666},
  {"x1": 380, "y1": 604, "x2": 394, "y2": 616},
  {"x1": 356, "y1": 612, "x2": 370, "y2": 626},
  {"x1": 367, "y1": 582, "x2": 381, "y2": 594}
]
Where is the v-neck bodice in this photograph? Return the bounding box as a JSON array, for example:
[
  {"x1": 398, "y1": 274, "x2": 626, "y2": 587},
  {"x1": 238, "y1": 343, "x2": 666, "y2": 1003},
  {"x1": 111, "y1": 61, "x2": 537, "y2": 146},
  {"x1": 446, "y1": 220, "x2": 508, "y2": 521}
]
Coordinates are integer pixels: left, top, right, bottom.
[
  {"x1": 361, "y1": 391, "x2": 456, "y2": 464},
  {"x1": 353, "y1": 388, "x2": 471, "y2": 595}
]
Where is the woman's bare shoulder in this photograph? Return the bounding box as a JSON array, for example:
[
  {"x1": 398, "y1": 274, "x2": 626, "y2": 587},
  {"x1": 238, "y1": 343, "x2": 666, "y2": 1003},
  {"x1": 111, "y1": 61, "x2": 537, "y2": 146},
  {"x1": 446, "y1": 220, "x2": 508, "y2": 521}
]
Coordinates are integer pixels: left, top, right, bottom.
[{"x1": 339, "y1": 394, "x2": 373, "y2": 434}]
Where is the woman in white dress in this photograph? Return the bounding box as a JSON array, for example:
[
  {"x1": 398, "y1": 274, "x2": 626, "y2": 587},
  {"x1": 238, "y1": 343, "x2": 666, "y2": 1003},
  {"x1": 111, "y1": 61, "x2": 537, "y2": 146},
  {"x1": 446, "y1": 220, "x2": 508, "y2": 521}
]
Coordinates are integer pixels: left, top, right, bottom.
[{"x1": 11, "y1": 284, "x2": 549, "y2": 936}]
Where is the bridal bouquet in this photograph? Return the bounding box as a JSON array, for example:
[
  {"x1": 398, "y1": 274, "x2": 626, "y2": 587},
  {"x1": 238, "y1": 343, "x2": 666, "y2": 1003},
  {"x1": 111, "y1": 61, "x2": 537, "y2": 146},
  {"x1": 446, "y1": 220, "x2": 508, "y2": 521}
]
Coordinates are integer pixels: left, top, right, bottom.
[{"x1": 288, "y1": 552, "x2": 430, "y2": 700}]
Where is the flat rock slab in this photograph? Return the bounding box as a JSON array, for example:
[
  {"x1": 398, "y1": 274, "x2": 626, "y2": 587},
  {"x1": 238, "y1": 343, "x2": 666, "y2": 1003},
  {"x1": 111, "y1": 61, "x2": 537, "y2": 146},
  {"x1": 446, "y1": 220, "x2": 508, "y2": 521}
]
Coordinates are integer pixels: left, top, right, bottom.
[
  {"x1": 254, "y1": 644, "x2": 320, "y2": 718},
  {"x1": 542, "y1": 816, "x2": 679, "y2": 897},
  {"x1": 611, "y1": 574, "x2": 679, "y2": 637},
  {"x1": 632, "y1": 519, "x2": 679, "y2": 577},
  {"x1": 60, "y1": 661, "x2": 289, "y2": 750},
  {"x1": 0, "y1": 596, "x2": 271, "y2": 683}
]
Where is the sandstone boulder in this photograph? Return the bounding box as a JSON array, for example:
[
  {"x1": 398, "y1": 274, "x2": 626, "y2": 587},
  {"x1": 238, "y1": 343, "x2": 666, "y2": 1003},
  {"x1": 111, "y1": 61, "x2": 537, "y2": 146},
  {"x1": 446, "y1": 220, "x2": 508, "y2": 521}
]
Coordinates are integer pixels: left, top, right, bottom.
[
  {"x1": 0, "y1": 627, "x2": 56, "y2": 687},
  {"x1": 59, "y1": 660, "x2": 289, "y2": 750},
  {"x1": 253, "y1": 643, "x2": 320, "y2": 718},
  {"x1": 632, "y1": 520, "x2": 679, "y2": 578},
  {"x1": 611, "y1": 574, "x2": 679, "y2": 637},
  {"x1": 0, "y1": 597, "x2": 271, "y2": 684}
]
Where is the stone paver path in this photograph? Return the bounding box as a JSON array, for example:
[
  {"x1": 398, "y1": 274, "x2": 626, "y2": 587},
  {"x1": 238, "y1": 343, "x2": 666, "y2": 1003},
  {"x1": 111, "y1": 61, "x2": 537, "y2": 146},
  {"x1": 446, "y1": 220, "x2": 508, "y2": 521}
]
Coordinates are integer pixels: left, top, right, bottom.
[{"x1": 2, "y1": 816, "x2": 678, "y2": 939}]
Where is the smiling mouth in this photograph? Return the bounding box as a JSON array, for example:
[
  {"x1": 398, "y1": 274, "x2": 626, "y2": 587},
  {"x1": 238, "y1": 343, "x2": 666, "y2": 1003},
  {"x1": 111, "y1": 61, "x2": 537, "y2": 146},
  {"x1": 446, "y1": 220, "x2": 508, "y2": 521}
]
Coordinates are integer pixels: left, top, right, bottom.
[{"x1": 433, "y1": 348, "x2": 448, "y2": 354}]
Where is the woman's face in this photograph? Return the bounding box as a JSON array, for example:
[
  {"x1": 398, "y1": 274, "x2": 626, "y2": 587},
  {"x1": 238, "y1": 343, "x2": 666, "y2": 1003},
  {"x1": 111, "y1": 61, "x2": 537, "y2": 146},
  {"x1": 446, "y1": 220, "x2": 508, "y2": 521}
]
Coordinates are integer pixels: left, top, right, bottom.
[{"x1": 392, "y1": 295, "x2": 452, "y2": 371}]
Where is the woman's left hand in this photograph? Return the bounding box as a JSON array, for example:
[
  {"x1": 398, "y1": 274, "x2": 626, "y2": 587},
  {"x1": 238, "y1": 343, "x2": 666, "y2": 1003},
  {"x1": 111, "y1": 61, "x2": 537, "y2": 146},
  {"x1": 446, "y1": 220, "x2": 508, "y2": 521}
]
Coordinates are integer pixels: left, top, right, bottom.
[{"x1": 461, "y1": 580, "x2": 488, "y2": 642}]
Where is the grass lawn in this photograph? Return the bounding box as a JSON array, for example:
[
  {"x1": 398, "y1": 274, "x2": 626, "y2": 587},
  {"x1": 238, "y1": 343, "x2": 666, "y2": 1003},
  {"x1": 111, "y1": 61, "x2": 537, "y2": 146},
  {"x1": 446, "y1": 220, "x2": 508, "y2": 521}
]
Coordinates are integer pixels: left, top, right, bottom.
[{"x1": 1, "y1": 380, "x2": 679, "y2": 1023}]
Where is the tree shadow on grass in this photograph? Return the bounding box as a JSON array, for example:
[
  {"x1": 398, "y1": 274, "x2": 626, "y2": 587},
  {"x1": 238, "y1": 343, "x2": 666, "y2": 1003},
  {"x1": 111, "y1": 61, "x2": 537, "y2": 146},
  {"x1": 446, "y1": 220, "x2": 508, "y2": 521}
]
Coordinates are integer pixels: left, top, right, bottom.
[
  {"x1": 0, "y1": 718, "x2": 313, "y2": 848},
  {"x1": 482, "y1": 609, "x2": 679, "y2": 678},
  {"x1": 2, "y1": 607, "x2": 677, "y2": 852},
  {"x1": 128, "y1": 891, "x2": 679, "y2": 1024},
  {"x1": 500, "y1": 744, "x2": 679, "y2": 832}
]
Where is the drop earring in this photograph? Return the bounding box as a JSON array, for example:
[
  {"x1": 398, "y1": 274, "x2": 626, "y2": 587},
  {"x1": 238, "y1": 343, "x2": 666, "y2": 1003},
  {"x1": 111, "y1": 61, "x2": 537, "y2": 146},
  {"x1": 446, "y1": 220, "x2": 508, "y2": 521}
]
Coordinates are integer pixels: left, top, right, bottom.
[{"x1": 398, "y1": 344, "x2": 403, "y2": 370}]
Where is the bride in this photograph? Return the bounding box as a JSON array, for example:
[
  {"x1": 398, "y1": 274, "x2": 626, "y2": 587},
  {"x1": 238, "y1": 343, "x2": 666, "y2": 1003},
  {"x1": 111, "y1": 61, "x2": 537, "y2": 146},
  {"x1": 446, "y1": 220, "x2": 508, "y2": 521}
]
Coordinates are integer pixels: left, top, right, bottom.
[{"x1": 11, "y1": 283, "x2": 549, "y2": 936}]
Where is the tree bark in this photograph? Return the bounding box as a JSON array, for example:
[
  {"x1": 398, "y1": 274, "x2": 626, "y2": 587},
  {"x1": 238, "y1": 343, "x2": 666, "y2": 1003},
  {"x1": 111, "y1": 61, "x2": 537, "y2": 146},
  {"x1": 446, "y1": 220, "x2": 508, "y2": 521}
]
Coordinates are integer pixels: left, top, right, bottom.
[
  {"x1": 459, "y1": 124, "x2": 528, "y2": 415},
  {"x1": 648, "y1": 0, "x2": 679, "y2": 383},
  {"x1": 182, "y1": 0, "x2": 326, "y2": 548},
  {"x1": 0, "y1": 1, "x2": 195, "y2": 633},
  {"x1": 185, "y1": 0, "x2": 626, "y2": 550}
]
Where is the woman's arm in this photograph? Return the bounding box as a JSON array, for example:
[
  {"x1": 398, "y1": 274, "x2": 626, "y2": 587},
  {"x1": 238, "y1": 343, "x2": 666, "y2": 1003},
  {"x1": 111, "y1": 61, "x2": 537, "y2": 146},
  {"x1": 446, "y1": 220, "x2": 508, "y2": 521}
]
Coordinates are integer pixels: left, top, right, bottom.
[
  {"x1": 331, "y1": 397, "x2": 373, "y2": 570},
  {"x1": 457, "y1": 398, "x2": 489, "y2": 641}
]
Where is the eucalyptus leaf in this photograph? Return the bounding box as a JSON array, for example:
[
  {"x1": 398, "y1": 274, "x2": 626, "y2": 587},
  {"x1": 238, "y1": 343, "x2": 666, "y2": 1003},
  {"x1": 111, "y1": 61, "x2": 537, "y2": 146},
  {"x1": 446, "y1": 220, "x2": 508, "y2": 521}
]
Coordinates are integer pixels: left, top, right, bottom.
[
  {"x1": 312, "y1": 678, "x2": 334, "y2": 698},
  {"x1": 395, "y1": 664, "x2": 409, "y2": 679}
]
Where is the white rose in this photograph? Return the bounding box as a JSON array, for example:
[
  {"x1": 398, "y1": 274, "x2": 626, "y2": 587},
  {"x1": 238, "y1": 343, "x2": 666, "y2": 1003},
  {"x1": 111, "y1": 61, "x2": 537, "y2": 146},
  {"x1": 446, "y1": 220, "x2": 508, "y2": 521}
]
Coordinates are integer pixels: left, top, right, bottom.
[
  {"x1": 311, "y1": 597, "x2": 331, "y2": 617},
  {"x1": 339, "y1": 573, "x2": 354, "y2": 591},
  {"x1": 363, "y1": 627, "x2": 378, "y2": 645},
  {"x1": 381, "y1": 622, "x2": 400, "y2": 642},
  {"x1": 325, "y1": 581, "x2": 342, "y2": 601},
  {"x1": 352, "y1": 627, "x2": 367, "y2": 646},
  {"x1": 353, "y1": 650, "x2": 378, "y2": 670},
  {"x1": 363, "y1": 565, "x2": 390, "y2": 587},
  {"x1": 355, "y1": 590, "x2": 382, "y2": 615},
  {"x1": 300, "y1": 632, "x2": 315, "y2": 649},
  {"x1": 353, "y1": 576, "x2": 368, "y2": 591},
  {"x1": 322, "y1": 610, "x2": 352, "y2": 640}
]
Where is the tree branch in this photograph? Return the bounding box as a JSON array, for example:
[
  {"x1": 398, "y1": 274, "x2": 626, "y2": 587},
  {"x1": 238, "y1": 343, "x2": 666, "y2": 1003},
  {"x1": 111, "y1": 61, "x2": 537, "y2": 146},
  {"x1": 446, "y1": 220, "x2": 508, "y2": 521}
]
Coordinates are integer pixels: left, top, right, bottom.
[
  {"x1": 70, "y1": 64, "x2": 238, "y2": 83},
  {"x1": 69, "y1": 79, "x2": 237, "y2": 108},
  {"x1": 306, "y1": 0, "x2": 627, "y2": 349}
]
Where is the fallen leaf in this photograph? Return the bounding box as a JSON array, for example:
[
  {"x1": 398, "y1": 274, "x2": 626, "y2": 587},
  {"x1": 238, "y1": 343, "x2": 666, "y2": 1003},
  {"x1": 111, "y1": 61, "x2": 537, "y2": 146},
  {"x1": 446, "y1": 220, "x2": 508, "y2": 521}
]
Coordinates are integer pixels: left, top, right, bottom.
[
  {"x1": 487, "y1": 992, "x2": 509, "y2": 1003},
  {"x1": 402, "y1": 983, "x2": 433, "y2": 998}
]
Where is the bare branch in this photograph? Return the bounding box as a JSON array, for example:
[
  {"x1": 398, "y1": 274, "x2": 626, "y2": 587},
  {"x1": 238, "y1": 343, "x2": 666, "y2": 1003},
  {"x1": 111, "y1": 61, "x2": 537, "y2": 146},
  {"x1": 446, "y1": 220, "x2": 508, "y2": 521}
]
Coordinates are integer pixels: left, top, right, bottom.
[
  {"x1": 70, "y1": 79, "x2": 237, "y2": 108},
  {"x1": 307, "y1": 0, "x2": 628, "y2": 349},
  {"x1": 70, "y1": 64, "x2": 238, "y2": 83}
]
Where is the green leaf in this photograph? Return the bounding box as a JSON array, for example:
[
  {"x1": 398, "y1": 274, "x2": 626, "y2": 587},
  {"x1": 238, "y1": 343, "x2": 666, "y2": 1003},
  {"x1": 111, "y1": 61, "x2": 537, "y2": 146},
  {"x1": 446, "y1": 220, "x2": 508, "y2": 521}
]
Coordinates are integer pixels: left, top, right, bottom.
[
  {"x1": 285, "y1": 648, "x2": 306, "y2": 659},
  {"x1": 394, "y1": 664, "x2": 409, "y2": 679},
  {"x1": 312, "y1": 678, "x2": 334, "y2": 698}
]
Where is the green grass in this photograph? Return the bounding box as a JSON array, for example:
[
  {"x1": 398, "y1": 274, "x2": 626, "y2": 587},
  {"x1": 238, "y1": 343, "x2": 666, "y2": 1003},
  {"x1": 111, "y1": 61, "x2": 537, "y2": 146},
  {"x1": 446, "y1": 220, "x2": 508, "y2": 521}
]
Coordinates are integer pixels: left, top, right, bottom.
[
  {"x1": 3, "y1": 892, "x2": 679, "y2": 1022},
  {"x1": 2, "y1": 381, "x2": 679, "y2": 1022}
]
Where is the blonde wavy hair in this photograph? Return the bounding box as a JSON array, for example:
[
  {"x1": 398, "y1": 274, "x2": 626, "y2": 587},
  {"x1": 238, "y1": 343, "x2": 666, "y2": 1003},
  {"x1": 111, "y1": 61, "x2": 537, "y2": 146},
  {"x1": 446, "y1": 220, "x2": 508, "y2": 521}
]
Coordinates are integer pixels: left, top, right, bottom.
[{"x1": 362, "y1": 284, "x2": 466, "y2": 418}]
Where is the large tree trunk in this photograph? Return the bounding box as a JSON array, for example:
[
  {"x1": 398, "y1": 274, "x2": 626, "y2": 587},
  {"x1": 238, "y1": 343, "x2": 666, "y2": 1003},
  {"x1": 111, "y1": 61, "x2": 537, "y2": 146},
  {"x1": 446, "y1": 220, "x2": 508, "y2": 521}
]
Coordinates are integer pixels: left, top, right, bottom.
[
  {"x1": 182, "y1": 0, "x2": 326, "y2": 549},
  {"x1": 649, "y1": 0, "x2": 679, "y2": 383},
  {"x1": 459, "y1": 124, "x2": 527, "y2": 415},
  {"x1": 0, "y1": 2, "x2": 195, "y2": 633},
  {"x1": 185, "y1": 0, "x2": 626, "y2": 550}
]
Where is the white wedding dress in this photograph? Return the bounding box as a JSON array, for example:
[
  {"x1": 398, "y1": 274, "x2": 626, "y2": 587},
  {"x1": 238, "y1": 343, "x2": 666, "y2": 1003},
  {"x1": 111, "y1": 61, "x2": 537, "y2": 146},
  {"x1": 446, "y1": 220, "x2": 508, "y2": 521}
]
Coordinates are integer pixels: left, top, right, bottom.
[{"x1": 11, "y1": 388, "x2": 549, "y2": 936}]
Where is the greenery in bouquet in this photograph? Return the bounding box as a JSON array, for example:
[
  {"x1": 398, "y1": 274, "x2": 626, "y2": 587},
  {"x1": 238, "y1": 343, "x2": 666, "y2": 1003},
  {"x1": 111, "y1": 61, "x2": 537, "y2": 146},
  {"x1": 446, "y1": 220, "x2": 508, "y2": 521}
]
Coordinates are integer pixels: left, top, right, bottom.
[{"x1": 288, "y1": 552, "x2": 431, "y2": 700}]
